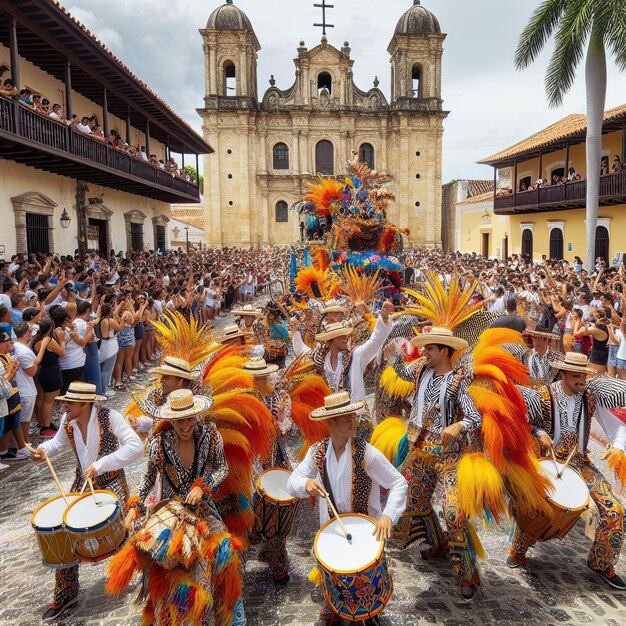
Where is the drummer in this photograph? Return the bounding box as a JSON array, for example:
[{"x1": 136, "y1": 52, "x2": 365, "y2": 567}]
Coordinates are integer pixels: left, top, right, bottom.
[
  {"x1": 524, "y1": 326, "x2": 562, "y2": 387},
  {"x1": 287, "y1": 391, "x2": 407, "y2": 626},
  {"x1": 27, "y1": 382, "x2": 143, "y2": 623},
  {"x1": 511, "y1": 352, "x2": 626, "y2": 590}
]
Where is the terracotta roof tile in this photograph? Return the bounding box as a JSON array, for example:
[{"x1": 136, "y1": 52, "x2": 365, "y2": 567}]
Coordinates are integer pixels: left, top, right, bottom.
[
  {"x1": 478, "y1": 104, "x2": 626, "y2": 166},
  {"x1": 466, "y1": 180, "x2": 495, "y2": 197},
  {"x1": 454, "y1": 190, "x2": 494, "y2": 206},
  {"x1": 171, "y1": 207, "x2": 205, "y2": 231}
]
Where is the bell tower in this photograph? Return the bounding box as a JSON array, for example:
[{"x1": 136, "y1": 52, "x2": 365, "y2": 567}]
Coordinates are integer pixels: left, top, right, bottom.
[
  {"x1": 200, "y1": 0, "x2": 260, "y2": 109},
  {"x1": 388, "y1": 0, "x2": 445, "y2": 109}
]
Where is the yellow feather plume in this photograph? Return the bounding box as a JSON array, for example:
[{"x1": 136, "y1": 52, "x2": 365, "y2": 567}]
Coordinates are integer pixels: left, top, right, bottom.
[
  {"x1": 504, "y1": 457, "x2": 554, "y2": 516},
  {"x1": 341, "y1": 266, "x2": 383, "y2": 306},
  {"x1": 467, "y1": 522, "x2": 486, "y2": 560},
  {"x1": 456, "y1": 452, "x2": 506, "y2": 525},
  {"x1": 150, "y1": 309, "x2": 217, "y2": 368},
  {"x1": 380, "y1": 365, "x2": 415, "y2": 402},
  {"x1": 309, "y1": 566, "x2": 324, "y2": 586},
  {"x1": 402, "y1": 273, "x2": 485, "y2": 329},
  {"x1": 371, "y1": 417, "x2": 407, "y2": 464}
]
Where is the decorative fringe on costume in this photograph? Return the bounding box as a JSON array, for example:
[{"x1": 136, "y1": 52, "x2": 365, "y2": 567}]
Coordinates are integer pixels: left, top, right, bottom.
[
  {"x1": 308, "y1": 566, "x2": 323, "y2": 587},
  {"x1": 467, "y1": 522, "x2": 486, "y2": 560},
  {"x1": 371, "y1": 417, "x2": 407, "y2": 467},
  {"x1": 380, "y1": 365, "x2": 415, "y2": 402},
  {"x1": 605, "y1": 447, "x2": 626, "y2": 489},
  {"x1": 456, "y1": 453, "x2": 506, "y2": 525}
]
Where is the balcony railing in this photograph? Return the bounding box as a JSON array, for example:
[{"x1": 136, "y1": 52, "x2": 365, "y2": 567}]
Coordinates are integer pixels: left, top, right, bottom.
[
  {"x1": 494, "y1": 170, "x2": 626, "y2": 213},
  {"x1": 0, "y1": 98, "x2": 199, "y2": 200}
]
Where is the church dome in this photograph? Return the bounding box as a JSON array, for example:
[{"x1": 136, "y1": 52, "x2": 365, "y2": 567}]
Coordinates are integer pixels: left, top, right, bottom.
[
  {"x1": 394, "y1": 1, "x2": 441, "y2": 36},
  {"x1": 207, "y1": 0, "x2": 254, "y2": 31}
]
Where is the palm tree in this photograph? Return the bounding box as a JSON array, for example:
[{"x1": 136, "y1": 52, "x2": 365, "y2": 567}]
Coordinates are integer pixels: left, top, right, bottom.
[{"x1": 515, "y1": 0, "x2": 626, "y2": 270}]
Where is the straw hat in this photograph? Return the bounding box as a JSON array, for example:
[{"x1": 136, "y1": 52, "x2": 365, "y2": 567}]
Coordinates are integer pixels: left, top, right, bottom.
[
  {"x1": 215, "y1": 324, "x2": 249, "y2": 343},
  {"x1": 322, "y1": 299, "x2": 349, "y2": 314},
  {"x1": 549, "y1": 352, "x2": 596, "y2": 374},
  {"x1": 410, "y1": 327, "x2": 469, "y2": 351},
  {"x1": 310, "y1": 391, "x2": 364, "y2": 421},
  {"x1": 155, "y1": 389, "x2": 213, "y2": 421},
  {"x1": 316, "y1": 322, "x2": 353, "y2": 342},
  {"x1": 525, "y1": 326, "x2": 559, "y2": 340},
  {"x1": 56, "y1": 382, "x2": 106, "y2": 403},
  {"x1": 232, "y1": 305, "x2": 264, "y2": 318},
  {"x1": 242, "y1": 357, "x2": 279, "y2": 377},
  {"x1": 150, "y1": 356, "x2": 200, "y2": 381}
]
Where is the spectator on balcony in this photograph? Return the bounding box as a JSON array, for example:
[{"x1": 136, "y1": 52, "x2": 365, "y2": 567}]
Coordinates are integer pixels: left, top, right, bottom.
[
  {"x1": 574, "y1": 173, "x2": 582, "y2": 181},
  {"x1": 601, "y1": 156, "x2": 609, "y2": 176},
  {"x1": 518, "y1": 180, "x2": 528, "y2": 192},
  {"x1": 0, "y1": 78, "x2": 17, "y2": 98},
  {"x1": 49, "y1": 103, "x2": 64, "y2": 122},
  {"x1": 140, "y1": 146, "x2": 149, "y2": 161},
  {"x1": 76, "y1": 116, "x2": 92, "y2": 134},
  {"x1": 612, "y1": 155, "x2": 622, "y2": 173},
  {"x1": 31, "y1": 94, "x2": 42, "y2": 111},
  {"x1": 149, "y1": 154, "x2": 158, "y2": 166},
  {"x1": 18, "y1": 89, "x2": 34, "y2": 107},
  {"x1": 567, "y1": 166, "x2": 577, "y2": 181}
]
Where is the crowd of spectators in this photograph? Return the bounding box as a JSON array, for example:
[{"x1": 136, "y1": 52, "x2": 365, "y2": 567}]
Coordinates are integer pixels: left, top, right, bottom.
[
  {"x1": 0, "y1": 246, "x2": 290, "y2": 470},
  {"x1": 0, "y1": 73, "x2": 191, "y2": 181}
]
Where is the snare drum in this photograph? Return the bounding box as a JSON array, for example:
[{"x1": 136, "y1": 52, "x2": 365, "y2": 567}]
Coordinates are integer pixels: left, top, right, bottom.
[
  {"x1": 31, "y1": 493, "x2": 80, "y2": 569},
  {"x1": 511, "y1": 459, "x2": 590, "y2": 542},
  {"x1": 251, "y1": 468, "x2": 301, "y2": 542},
  {"x1": 314, "y1": 513, "x2": 393, "y2": 622},
  {"x1": 63, "y1": 490, "x2": 126, "y2": 563}
]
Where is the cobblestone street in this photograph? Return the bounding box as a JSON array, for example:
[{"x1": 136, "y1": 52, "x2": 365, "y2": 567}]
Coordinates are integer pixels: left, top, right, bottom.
[{"x1": 1, "y1": 310, "x2": 626, "y2": 625}]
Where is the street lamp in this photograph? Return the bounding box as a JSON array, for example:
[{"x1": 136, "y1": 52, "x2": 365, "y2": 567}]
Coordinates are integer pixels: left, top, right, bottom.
[
  {"x1": 184, "y1": 225, "x2": 189, "y2": 254},
  {"x1": 60, "y1": 208, "x2": 71, "y2": 229}
]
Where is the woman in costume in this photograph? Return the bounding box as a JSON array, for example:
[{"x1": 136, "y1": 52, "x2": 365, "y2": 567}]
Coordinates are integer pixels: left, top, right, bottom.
[{"x1": 108, "y1": 389, "x2": 246, "y2": 626}]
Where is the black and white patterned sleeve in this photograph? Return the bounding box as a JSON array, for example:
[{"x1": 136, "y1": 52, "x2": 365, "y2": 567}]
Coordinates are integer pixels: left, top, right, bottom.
[
  {"x1": 204, "y1": 426, "x2": 228, "y2": 491},
  {"x1": 588, "y1": 377, "x2": 626, "y2": 409},
  {"x1": 517, "y1": 385, "x2": 544, "y2": 433},
  {"x1": 456, "y1": 380, "x2": 482, "y2": 432}
]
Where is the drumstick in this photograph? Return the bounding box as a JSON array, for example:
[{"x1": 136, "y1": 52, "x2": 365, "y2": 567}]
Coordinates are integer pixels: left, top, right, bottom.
[
  {"x1": 548, "y1": 445, "x2": 560, "y2": 475},
  {"x1": 79, "y1": 477, "x2": 89, "y2": 495},
  {"x1": 557, "y1": 446, "x2": 578, "y2": 479},
  {"x1": 325, "y1": 492, "x2": 352, "y2": 541},
  {"x1": 87, "y1": 477, "x2": 102, "y2": 506},
  {"x1": 44, "y1": 454, "x2": 69, "y2": 506}
]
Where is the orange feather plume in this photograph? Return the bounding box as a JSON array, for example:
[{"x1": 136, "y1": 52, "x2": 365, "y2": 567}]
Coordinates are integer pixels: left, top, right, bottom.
[
  {"x1": 305, "y1": 176, "x2": 344, "y2": 218},
  {"x1": 294, "y1": 266, "x2": 342, "y2": 301}
]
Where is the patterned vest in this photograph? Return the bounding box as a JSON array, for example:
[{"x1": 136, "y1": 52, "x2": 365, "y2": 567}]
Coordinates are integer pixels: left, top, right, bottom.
[
  {"x1": 312, "y1": 345, "x2": 353, "y2": 393},
  {"x1": 314, "y1": 437, "x2": 372, "y2": 517},
  {"x1": 538, "y1": 385, "x2": 596, "y2": 452},
  {"x1": 64, "y1": 407, "x2": 124, "y2": 488}
]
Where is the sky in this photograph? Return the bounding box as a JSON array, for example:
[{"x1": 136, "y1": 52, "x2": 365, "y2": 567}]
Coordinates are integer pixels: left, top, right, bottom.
[{"x1": 66, "y1": 0, "x2": 625, "y2": 182}]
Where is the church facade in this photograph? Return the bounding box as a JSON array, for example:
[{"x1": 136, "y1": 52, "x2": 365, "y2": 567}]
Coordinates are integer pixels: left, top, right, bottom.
[{"x1": 198, "y1": 0, "x2": 447, "y2": 247}]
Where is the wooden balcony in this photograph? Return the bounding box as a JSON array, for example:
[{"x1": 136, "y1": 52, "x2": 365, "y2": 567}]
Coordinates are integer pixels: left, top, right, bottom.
[
  {"x1": 494, "y1": 170, "x2": 626, "y2": 215},
  {"x1": 0, "y1": 98, "x2": 200, "y2": 203}
]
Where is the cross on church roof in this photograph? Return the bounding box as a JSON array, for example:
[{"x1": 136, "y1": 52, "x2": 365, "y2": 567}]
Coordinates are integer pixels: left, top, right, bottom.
[{"x1": 313, "y1": 1, "x2": 334, "y2": 36}]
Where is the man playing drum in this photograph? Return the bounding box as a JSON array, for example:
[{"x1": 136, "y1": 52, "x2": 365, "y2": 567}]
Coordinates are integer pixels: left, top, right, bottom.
[
  {"x1": 510, "y1": 352, "x2": 626, "y2": 590},
  {"x1": 288, "y1": 391, "x2": 407, "y2": 626},
  {"x1": 398, "y1": 327, "x2": 484, "y2": 600},
  {"x1": 28, "y1": 382, "x2": 143, "y2": 622}
]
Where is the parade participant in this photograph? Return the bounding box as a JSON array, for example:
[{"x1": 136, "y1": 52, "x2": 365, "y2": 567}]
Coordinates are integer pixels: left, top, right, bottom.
[
  {"x1": 311, "y1": 300, "x2": 395, "y2": 403},
  {"x1": 28, "y1": 382, "x2": 143, "y2": 622},
  {"x1": 397, "y1": 327, "x2": 483, "y2": 599},
  {"x1": 287, "y1": 391, "x2": 407, "y2": 626},
  {"x1": 232, "y1": 304, "x2": 264, "y2": 332},
  {"x1": 524, "y1": 326, "x2": 562, "y2": 387},
  {"x1": 108, "y1": 389, "x2": 245, "y2": 626},
  {"x1": 509, "y1": 352, "x2": 626, "y2": 590}
]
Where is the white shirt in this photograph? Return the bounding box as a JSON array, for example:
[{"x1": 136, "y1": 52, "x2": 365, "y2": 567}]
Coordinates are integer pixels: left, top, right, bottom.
[
  {"x1": 39, "y1": 406, "x2": 143, "y2": 476},
  {"x1": 287, "y1": 438, "x2": 407, "y2": 527},
  {"x1": 324, "y1": 315, "x2": 393, "y2": 402},
  {"x1": 76, "y1": 123, "x2": 91, "y2": 134},
  {"x1": 12, "y1": 342, "x2": 37, "y2": 397},
  {"x1": 616, "y1": 329, "x2": 626, "y2": 361},
  {"x1": 49, "y1": 111, "x2": 61, "y2": 119},
  {"x1": 59, "y1": 320, "x2": 87, "y2": 370}
]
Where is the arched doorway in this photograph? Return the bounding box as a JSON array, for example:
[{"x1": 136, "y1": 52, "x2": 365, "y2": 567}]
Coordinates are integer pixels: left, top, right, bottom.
[
  {"x1": 595, "y1": 225, "x2": 609, "y2": 264},
  {"x1": 359, "y1": 143, "x2": 375, "y2": 169},
  {"x1": 521, "y1": 228, "x2": 533, "y2": 261},
  {"x1": 549, "y1": 228, "x2": 564, "y2": 260}
]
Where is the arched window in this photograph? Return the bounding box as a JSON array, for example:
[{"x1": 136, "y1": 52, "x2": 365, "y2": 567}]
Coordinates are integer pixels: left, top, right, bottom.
[
  {"x1": 549, "y1": 228, "x2": 564, "y2": 260},
  {"x1": 595, "y1": 225, "x2": 610, "y2": 264},
  {"x1": 359, "y1": 143, "x2": 375, "y2": 169},
  {"x1": 224, "y1": 61, "x2": 236, "y2": 96},
  {"x1": 315, "y1": 140, "x2": 334, "y2": 175},
  {"x1": 412, "y1": 64, "x2": 422, "y2": 98},
  {"x1": 275, "y1": 201, "x2": 289, "y2": 223},
  {"x1": 317, "y1": 71, "x2": 332, "y2": 95},
  {"x1": 521, "y1": 228, "x2": 533, "y2": 260},
  {"x1": 273, "y1": 143, "x2": 289, "y2": 170}
]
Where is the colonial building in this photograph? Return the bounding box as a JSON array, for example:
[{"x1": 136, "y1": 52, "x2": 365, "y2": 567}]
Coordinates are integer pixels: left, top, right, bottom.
[
  {"x1": 479, "y1": 105, "x2": 626, "y2": 263},
  {"x1": 198, "y1": 0, "x2": 448, "y2": 247},
  {"x1": 0, "y1": 0, "x2": 211, "y2": 258}
]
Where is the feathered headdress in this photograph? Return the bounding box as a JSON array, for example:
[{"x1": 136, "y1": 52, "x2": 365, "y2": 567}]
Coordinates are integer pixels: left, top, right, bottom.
[
  {"x1": 294, "y1": 265, "x2": 342, "y2": 301},
  {"x1": 304, "y1": 176, "x2": 344, "y2": 218},
  {"x1": 341, "y1": 265, "x2": 382, "y2": 306}
]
